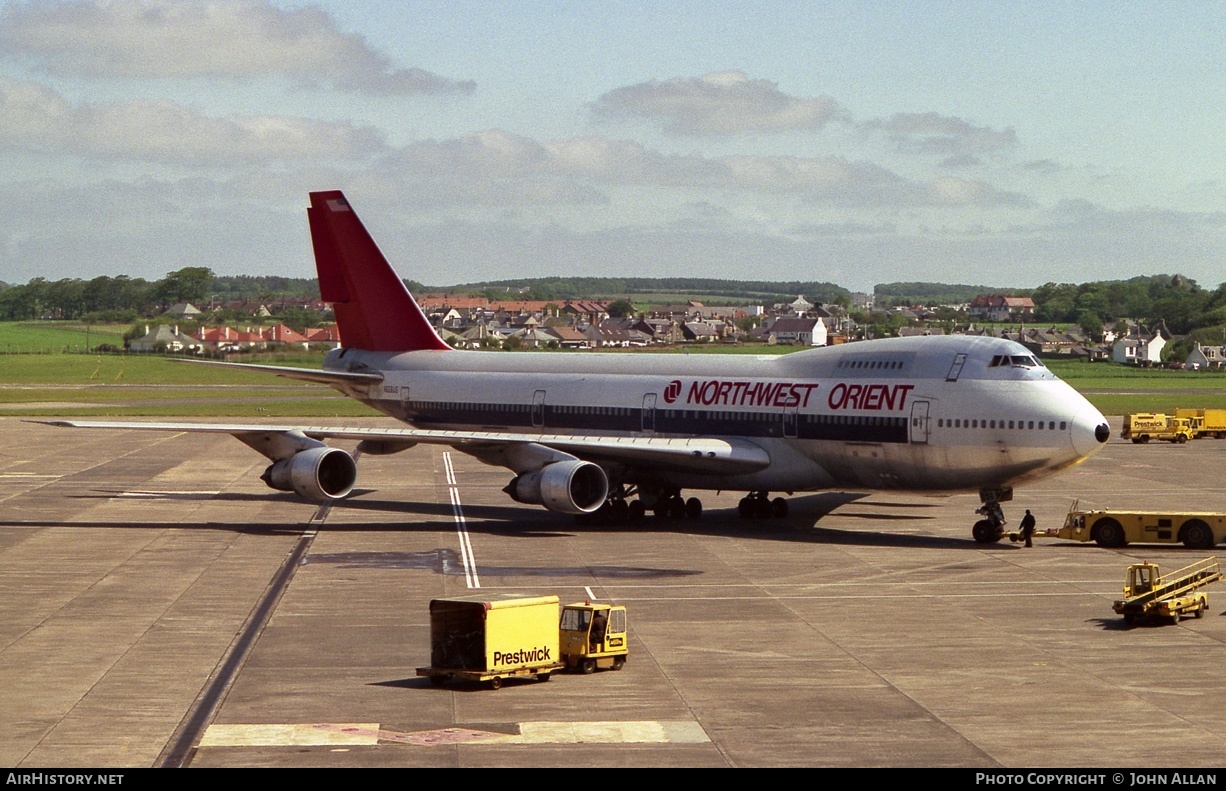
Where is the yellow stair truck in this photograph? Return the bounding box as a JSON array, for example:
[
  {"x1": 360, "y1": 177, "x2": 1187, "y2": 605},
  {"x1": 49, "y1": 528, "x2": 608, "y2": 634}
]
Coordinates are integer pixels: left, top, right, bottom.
[{"x1": 1113, "y1": 558, "x2": 1222, "y2": 625}]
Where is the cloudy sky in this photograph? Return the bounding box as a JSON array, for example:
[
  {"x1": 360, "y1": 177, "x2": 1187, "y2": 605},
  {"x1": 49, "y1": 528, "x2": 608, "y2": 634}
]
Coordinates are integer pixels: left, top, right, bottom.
[{"x1": 1, "y1": 1, "x2": 1223, "y2": 293}]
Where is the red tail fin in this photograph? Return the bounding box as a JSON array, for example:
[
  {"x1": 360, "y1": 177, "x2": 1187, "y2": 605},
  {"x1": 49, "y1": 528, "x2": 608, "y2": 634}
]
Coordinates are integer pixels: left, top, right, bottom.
[{"x1": 308, "y1": 191, "x2": 451, "y2": 352}]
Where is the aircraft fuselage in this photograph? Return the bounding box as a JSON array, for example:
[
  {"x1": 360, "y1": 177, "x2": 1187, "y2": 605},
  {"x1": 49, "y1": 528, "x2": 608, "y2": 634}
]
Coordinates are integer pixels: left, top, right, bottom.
[{"x1": 327, "y1": 333, "x2": 1108, "y2": 496}]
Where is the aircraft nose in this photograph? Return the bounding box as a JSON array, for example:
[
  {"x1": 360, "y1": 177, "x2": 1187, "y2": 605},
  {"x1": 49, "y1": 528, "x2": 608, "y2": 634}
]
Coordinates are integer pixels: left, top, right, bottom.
[{"x1": 1071, "y1": 405, "x2": 1111, "y2": 458}]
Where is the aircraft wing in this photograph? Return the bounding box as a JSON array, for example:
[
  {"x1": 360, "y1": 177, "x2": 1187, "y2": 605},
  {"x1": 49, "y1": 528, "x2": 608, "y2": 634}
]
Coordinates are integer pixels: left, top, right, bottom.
[{"x1": 34, "y1": 420, "x2": 771, "y2": 475}]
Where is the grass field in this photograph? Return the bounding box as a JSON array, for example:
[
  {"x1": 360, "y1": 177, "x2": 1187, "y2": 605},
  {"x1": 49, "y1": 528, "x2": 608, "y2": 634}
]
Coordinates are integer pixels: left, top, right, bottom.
[{"x1": 0, "y1": 321, "x2": 127, "y2": 354}]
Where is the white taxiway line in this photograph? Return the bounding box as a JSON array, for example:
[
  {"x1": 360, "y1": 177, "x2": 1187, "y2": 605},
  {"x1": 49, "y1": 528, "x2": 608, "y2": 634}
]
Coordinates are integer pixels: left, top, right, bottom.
[{"x1": 443, "y1": 452, "x2": 480, "y2": 588}]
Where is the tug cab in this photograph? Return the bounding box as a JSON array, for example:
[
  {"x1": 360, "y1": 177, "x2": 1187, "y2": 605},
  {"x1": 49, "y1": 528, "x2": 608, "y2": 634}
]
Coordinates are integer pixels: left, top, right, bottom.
[{"x1": 559, "y1": 602, "x2": 628, "y2": 673}]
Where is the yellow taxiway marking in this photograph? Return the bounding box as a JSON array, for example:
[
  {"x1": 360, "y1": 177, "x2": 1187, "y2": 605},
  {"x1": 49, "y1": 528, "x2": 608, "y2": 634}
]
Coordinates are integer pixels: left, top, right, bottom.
[{"x1": 199, "y1": 721, "x2": 709, "y2": 747}]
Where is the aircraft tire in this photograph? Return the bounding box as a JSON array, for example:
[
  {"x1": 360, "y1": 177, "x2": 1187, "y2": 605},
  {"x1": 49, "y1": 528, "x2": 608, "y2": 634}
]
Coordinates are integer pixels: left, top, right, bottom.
[
  {"x1": 972, "y1": 519, "x2": 1003, "y2": 543},
  {"x1": 1180, "y1": 519, "x2": 1214, "y2": 549},
  {"x1": 627, "y1": 500, "x2": 646, "y2": 522},
  {"x1": 667, "y1": 497, "x2": 686, "y2": 519},
  {"x1": 771, "y1": 497, "x2": 788, "y2": 518},
  {"x1": 738, "y1": 497, "x2": 754, "y2": 518},
  {"x1": 1093, "y1": 518, "x2": 1126, "y2": 548},
  {"x1": 684, "y1": 497, "x2": 702, "y2": 519}
]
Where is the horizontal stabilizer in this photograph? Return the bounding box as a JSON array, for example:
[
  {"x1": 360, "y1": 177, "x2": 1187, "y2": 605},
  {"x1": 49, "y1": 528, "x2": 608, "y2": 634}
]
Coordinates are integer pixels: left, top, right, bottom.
[{"x1": 167, "y1": 358, "x2": 383, "y2": 385}]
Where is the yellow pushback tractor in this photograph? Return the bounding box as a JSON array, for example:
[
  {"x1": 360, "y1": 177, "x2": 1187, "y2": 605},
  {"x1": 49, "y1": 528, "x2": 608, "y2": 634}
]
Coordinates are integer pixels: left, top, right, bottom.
[
  {"x1": 1049, "y1": 501, "x2": 1225, "y2": 548},
  {"x1": 416, "y1": 594, "x2": 628, "y2": 689}
]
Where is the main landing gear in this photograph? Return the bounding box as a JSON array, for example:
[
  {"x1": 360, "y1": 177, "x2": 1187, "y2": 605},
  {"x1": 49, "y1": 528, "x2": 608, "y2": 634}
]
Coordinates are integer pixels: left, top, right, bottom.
[
  {"x1": 971, "y1": 487, "x2": 1012, "y2": 543},
  {"x1": 576, "y1": 484, "x2": 701, "y2": 526},
  {"x1": 737, "y1": 490, "x2": 789, "y2": 519},
  {"x1": 575, "y1": 485, "x2": 791, "y2": 525}
]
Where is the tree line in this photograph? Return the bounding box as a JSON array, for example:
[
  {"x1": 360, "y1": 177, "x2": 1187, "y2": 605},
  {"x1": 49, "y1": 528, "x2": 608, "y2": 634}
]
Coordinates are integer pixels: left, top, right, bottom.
[
  {"x1": 2, "y1": 269, "x2": 1224, "y2": 346},
  {"x1": 0, "y1": 268, "x2": 321, "y2": 322}
]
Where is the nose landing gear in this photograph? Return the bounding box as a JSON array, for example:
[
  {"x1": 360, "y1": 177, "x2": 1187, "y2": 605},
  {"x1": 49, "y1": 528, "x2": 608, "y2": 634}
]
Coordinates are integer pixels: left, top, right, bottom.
[{"x1": 972, "y1": 488, "x2": 1011, "y2": 543}]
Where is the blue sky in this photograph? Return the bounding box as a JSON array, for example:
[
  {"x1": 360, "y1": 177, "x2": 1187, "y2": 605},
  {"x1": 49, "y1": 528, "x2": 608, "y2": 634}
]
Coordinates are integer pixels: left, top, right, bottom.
[{"x1": 1, "y1": 0, "x2": 1223, "y2": 293}]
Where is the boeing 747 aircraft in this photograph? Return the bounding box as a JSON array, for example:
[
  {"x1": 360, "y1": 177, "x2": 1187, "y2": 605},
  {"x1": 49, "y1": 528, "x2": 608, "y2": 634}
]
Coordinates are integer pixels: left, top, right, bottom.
[{"x1": 45, "y1": 191, "x2": 1111, "y2": 542}]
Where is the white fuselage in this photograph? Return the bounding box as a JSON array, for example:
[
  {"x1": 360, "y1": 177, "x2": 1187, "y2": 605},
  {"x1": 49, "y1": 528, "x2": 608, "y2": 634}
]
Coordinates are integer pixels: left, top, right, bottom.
[{"x1": 326, "y1": 334, "x2": 1108, "y2": 495}]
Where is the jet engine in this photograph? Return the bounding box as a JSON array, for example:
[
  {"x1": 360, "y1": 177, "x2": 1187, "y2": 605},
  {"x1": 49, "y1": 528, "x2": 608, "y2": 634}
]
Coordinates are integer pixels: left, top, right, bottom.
[
  {"x1": 504, "y1": 460, "x2": 608, "y2": 514},
  {"x1": 261, "y1": 446, "x2": 357, "y2": 501}
]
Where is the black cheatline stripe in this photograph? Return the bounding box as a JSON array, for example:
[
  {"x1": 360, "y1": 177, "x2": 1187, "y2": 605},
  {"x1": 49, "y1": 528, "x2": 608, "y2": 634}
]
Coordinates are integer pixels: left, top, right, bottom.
[{"x1": 402, "y1": 400, "x2": 910, "y2": 444}]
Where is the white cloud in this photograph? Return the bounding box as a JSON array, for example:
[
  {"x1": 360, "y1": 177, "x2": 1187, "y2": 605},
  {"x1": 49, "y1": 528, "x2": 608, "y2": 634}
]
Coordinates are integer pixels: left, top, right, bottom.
[
  {"x1": 369, "y1": 130, "x2": 1022, "y2": 209},
  {"x1": 592, "y1": 70, "x2": 840, "y2": 134},
  {"x1": 0, "y1": 0, "x2": 475, "y2": 95},
  {"x1": 863, "y1": 112, "x2": 1017, "y2": 156},
  {"x1": 0, "y1": 76, "x2": 387, "y2": 163}
]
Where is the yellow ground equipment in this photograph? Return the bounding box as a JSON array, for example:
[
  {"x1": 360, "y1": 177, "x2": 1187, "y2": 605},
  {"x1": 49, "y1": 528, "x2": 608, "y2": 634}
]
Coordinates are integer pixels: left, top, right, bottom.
[
  {"x1": 1049, "y1": 501, "x2": 1225, "y2": 548},
  {"x1": 416, "y1": 594, "x2": 564, "y2": 689},
  {"x1": 1174, "y1": 408, "x2": 1226, "y2": 439},
  {"x1": 1112, "y1": 558, "x2": 1222, "y2": 625},
  {"x1": 1121, "y1": 412, "x2": 1193, "y2": 443},
  {"x1": 559, "y1": 602, "x2": 629, "y2": 673},
  {"x1": 416, "y1": 595, "x2": 629, "y2": 688}
]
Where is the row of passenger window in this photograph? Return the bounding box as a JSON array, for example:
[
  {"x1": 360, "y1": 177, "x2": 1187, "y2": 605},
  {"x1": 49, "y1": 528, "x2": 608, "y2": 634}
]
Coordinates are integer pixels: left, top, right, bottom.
[
  {"x1": 938, "y1": 417, "x2": 1068, "y2": 431},
  {"x1": 837, "y1": 358, "x2": 905, "y2": 370}
]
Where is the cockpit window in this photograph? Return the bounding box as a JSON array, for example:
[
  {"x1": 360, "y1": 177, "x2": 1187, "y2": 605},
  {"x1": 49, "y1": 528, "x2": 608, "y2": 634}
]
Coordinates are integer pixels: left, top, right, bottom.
[{"x1": 991, "y1": 354, "x2": 1044, "y2": 368}]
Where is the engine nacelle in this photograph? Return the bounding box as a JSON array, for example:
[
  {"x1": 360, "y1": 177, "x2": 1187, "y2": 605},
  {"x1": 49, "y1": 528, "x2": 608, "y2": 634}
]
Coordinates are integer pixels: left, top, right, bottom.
[
  {"x1": 261, "y1": 447, "x2": 357, "y2": 501},
  {"x1": 504, "y1": 460, "x2": 609, "y2": 514}
]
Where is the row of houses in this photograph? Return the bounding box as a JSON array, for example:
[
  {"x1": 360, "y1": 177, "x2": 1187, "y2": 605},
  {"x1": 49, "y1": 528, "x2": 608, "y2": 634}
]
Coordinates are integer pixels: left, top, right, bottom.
[
  {"x1": 143, "y1": 293, "x2": 1219, "y2": 369},
  {"x1": 128, "y1": 323, "x2": 340, "y2": 353}
]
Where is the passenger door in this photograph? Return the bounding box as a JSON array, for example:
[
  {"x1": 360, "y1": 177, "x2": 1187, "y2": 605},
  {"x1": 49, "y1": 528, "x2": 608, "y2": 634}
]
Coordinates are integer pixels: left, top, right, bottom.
[{"x1": 909, "y1": 400, "x2": 931, "y2": 444}]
